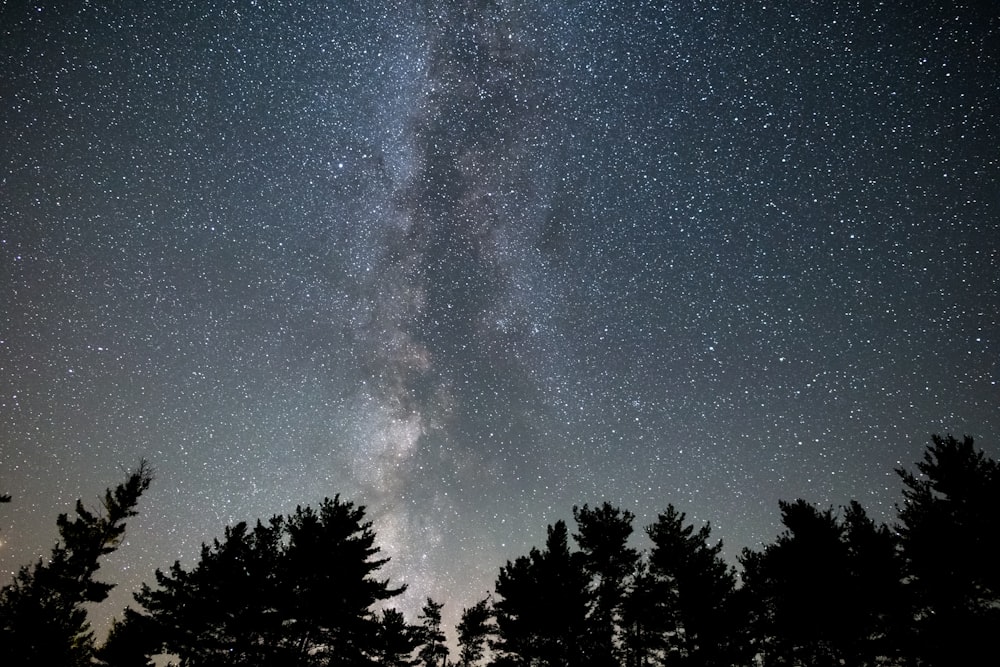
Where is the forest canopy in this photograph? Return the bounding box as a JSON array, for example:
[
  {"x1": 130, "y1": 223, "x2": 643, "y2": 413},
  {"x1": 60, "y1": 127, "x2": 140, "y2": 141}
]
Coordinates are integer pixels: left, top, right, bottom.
[{"x1": 1, "y1": 435, "x2": 996, "y2": 667}]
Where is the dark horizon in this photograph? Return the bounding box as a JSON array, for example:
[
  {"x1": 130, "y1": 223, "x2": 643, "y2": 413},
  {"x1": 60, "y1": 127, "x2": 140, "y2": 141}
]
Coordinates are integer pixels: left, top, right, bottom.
[{"x1": 3, "y1": 434, "x2": 997, "y2": 666}]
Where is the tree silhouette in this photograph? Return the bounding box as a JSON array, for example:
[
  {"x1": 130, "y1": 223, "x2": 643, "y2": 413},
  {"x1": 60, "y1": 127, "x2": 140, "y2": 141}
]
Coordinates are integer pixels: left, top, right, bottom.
[
  {"x1": 0, "y1": 462, "x2": 153, "y2": 667},
  {"x1": 132, "y1": 516, "x2": 288, "y2": 664},
  {"x1": 620, "y1": 561, "x2": 669, "y2": 667},
  {"x1": 284, "y1": 499, "x2": 405, "y2": 666},
  {"x1": 740, "y1": 500, "x2": 851, "y2": 666},
  {"x1": 21, "y1": 432, "x2": 989, "y2": 666},
  {"x1": 416, "y1": 597, "x2": 449, "y2": 667},
  {"x1": 493, "y1": 520, "x2": 589, "y2": 667},
  {"x1": 573, "y1": 502, "x2": 640, "y2": 667},
  {"x1": 456, "y1": 597, "x2": 494, "y2": 667},
  {"x1": 492, "y1": 550, "x2": 539, "y2": 665},
  {"x1": 738, "y1": 498, "x2": 906, "y2": 667},
  {"x1": 645, "y1": 504, "x2": 735, "y2": 666},
  {"x1": 375, "y1": 608, "x2": 420, "y2": 667},
  {"x1": 839, "y1": 500, "x2": 907, "y2": 666},
  {"x1": 895, "y1": 434, "x2": 1000, "y2": 666},
  {"x1": 131, "y1": 495, "x2": 404, "y2": 666},
  {"x1": 97, "y1": 607, "x2": 159, "y2": 667}
]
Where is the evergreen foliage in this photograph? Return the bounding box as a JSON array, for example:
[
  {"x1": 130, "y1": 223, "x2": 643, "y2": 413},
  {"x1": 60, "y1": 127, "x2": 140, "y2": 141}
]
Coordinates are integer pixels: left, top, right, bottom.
[
  {"x1": 572, "y1": 502, "x2": 640, "y2": 667},
  {"x1": 375, "y1": 608, "x2": 421, "y2": 667},
  {"x1": 3, "y1": 434, "x2": 996, "y2": 667},
  {"x1": 129, "y1": 495, "x2": 404, "y2": 666},
  {"x1": 645, "y1": 504, "x2": 736, "y2": 666},
  {"x1": 457, "y1": 597, "x2": 494, "y2": 667},
  {"x1": 895, "y1": 434, "x2": 1000, "y2": 666},
  {"x1": 417, "y1": 597, "x2": 449, "y2": 667},
  {"x1": 740, "y1": 500, "x2": 858, "y2": 665},
  {"x1": 492, "y1": 520, "x2": 590, "y2": 666},
  {"x1": 739, "y1": 498, "x2": 910, "y2": 666},
  {"x1": 0, "y1": 462, "x2": 152, "y2": 667}
]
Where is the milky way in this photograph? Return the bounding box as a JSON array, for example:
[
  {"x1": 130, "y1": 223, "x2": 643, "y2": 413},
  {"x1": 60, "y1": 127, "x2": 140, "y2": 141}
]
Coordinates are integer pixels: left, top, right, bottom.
[{"x1": 1, "y1": 0, "x2": 997, "y2": 645}]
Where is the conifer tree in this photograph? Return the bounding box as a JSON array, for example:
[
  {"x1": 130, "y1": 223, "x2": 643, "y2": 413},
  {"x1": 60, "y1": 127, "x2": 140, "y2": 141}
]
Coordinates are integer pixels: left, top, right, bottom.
[
  {"x1": 573, "y1": 502, "x2": 640, "y2": 667},
  {"x1": 896, "y1": 434, "x2": 1000, "y2": 666},
  {"x1": 131, "y1": 495, "x2": 404, "y2": 666},
  {"x1": 456, "y1": 597, "x2": 494, "y2": 667},
  {"x1": 493, "y1": 520, "x2": 589, "y2": 667},
  {"x1": 0, "y1": 462, "x2": 153, "y2": 667},
  {"x1": 739, "y1": 498, "x2": 905, "y2": 666},
  {"x1": 740, "y1": 500, "x2": 850, "y2": 665},
  {"x1": 376, "y1": 608, "x2": 420, "y2": 667},
  {"x1": 646, "y1": 505, "x2": 735, "y2": 666},
  {"x1": 620, "y1": 561, "x2": 668, "y2": 667},
  {"x1": 417, "y1": 597, "x2": 449, "y2": 667}
]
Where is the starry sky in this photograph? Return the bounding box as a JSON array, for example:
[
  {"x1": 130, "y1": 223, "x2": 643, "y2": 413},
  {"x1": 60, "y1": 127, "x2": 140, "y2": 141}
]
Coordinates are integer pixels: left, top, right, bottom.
[{"x1": 1, "y1": 0, "x2": 998, "y2": 646}]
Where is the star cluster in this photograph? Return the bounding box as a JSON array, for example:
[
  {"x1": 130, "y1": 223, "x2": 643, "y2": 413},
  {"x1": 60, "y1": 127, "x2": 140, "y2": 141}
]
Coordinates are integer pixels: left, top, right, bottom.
[{"x1": 2, "y1": 0, "x2": 997, "y2": 645}]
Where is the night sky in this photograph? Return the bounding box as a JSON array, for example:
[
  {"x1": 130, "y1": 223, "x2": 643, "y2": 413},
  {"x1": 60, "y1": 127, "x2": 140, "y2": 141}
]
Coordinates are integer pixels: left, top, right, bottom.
[{"x1": 2, "y1": 0, "x2": 997, "y2": 646}]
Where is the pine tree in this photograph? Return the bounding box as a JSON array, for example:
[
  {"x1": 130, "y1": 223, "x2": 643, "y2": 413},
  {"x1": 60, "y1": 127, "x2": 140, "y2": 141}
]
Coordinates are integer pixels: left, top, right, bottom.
[
  {"x1": 132, "y1": 495, "x2": 405, "y2": 666},
  {"x1": 456, "y1": 597, "x2": 494, "y2": 667},
  {"x1": 646, "y1": 505, "x2": 735, "y2": 666},
  {"x1": 738, "y1": 498, "x2": 905, "y2": 666},
  {"x1": 896, "y1": 434, "x2": 1000, "y2": 666},
  {"x1": 840, "y1": 500, "x2": 907, "y2": 665},
  {"x1": 375, "y1": 608, "x2": 420, "y2": 667},
  {"x1": 620, "y1": 561, "x2": 668, "y2": 667},
  {"x1": 493, "y1": 520, "x2": 589, "y2": 667},
  {"x1": 96, "y1": 607, "x2": 158, "y2": 667},
  {"x1": 740, "y1": 500, "x2": 849, "y2": 666},
  {"x1": 0, "y1": 462, "x2": 153, "y2": 667},
  {"x1": 417, "y1": 598, "x2": 449, "y2": 667},
  {"x1": 573, "y1": 502, "x2": 640, "y2": 667}
]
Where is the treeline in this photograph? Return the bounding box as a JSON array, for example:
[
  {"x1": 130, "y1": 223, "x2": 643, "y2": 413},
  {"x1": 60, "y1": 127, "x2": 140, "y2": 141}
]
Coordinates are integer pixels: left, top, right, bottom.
[{"x1": 1, "y1": 434, "x2": 997, "y2": 666}]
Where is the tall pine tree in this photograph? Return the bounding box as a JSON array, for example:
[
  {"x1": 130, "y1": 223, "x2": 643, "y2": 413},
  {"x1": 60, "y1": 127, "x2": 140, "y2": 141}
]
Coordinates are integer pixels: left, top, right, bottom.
[
  {"x1": 646, "y1": 505, "x2": 735, "y2": 666},
  {"x1": 416, "y1": 598, "x2": 449, "y2": 667},
  {"x1": 457, "y1": 597, "x2": 494, "y2": 667},
  {"x1": 131, "y1": 495, "x2": 404, "y2": 666},
  {"x1": 493, "y1": 520, "x2": 589, "y2": 667},
  {"x1": 0, "y1": 462, "x2": 152, "y2": 667},
  {"x1": 896, "y1": 434, "x2": 1000, "y2": 666},
  {"x1": 573, "y1": 502, "x2": 640, "y2": 667}
]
